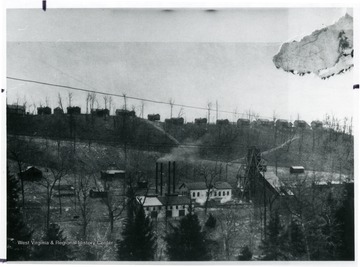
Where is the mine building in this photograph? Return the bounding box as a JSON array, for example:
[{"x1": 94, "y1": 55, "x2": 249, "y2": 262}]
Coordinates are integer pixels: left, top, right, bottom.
[
  {"x1": 179, "y1": 181, "x2": 232, "y2": 204},
  {"x1": 136, "y1": 161, "x2": 192, "y2": 219},
  {"x1": 37, "y1": 106, "x2": 52, "y2": 115},
  {"x1": 7, "y1": 104, "x2": 25, "y2": 115}
]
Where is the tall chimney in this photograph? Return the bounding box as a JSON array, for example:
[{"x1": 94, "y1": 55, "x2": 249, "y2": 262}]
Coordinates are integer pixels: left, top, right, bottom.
[
  {"x1": 173, "y1": 161, "x2": 176, "y2": 193},
  {"x1": 168, "y1": 161, "x2": 171, "y2": 195},
  {"x1": 155, "y1": 162, "x2": 158, "y2": 194},
  {"x1": 160, "y1": 163, "x2": 163, "y2": 196}
]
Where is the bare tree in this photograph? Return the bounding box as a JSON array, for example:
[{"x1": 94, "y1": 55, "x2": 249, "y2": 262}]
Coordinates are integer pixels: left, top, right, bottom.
[
  {"x1": 68, "y1": 92, "x2": 73, "y2": 107},
  {"x1": 108, "y1": 96, "x2": 113, "y2": 115},
  {"x1": 90, "y1": 92, "x2": 97, "y2": 111},
  {"x1": 71, "y1": 170, "x2": 94, "y2": 239},
  {"x1": 85, "y1": 93, "x2": 91, "y2": 114},
  {"x1": 103, "y1": 95, "x2": 109, "y2": 110},
  {"x1": 177, "y1": 106, "x2": 185, "y2": 118},
  {"x1": 198, "y1": 161, "x2": 223, "y2": 214},
  {"x1": 38, "y1": 151, "x2": 71, "y2": 230},
  {"x1": 58, "y1": 93, "x2": 64, "y2": 110},
  {"x1": 123, "y1": 93, "x2": 127, "y2": 110},
  {"x1": 169, "y1": 98, "x2": 175, "y2": 118},
  {"x1": 216, "y1": 209, "x2": 241, "y2": 260},
  {"x1": 45, "y1": 96, "x2": 50, "y2": 107}
]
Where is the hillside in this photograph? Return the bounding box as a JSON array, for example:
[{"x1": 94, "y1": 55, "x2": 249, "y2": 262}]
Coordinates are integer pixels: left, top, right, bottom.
[{"x1": 7, "y1": 113, "x2": 353, "y2": 176}]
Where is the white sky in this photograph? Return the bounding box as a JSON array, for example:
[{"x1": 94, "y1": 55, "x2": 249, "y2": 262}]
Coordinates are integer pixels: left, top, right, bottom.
[{"x1": 6, "y1": 8, "x2": 354, "y2": 123}]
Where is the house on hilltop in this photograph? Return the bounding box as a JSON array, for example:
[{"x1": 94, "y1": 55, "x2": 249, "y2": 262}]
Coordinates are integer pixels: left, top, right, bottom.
[{"x1": 7, "y1": 104, "x2": 25, "y2": 115}]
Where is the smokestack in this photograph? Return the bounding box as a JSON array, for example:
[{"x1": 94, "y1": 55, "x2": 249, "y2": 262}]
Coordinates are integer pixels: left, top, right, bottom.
[
  {"x1": 168, "y1": 161, "x2": 171, "y2": 195},
  {"x1": 160, "y1": 163, "x2": 163, "y2": 196},
  {"x1": 155, "y1": 162, "x2": 158, "y2": 194},
  {"x1": 173, "y1": 161, "x2": 176, "y2": 193}
]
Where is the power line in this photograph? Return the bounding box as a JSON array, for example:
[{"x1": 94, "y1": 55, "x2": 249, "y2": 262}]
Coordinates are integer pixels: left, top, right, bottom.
[{"x1": 7, "y1": 76, "x2": 272, "y2": 119}]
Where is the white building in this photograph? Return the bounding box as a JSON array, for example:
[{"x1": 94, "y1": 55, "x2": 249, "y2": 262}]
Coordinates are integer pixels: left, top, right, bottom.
[
  {"x1": 179, "y1": 181, "x2": 232, "y2": 204},
  {"x1": 137, "y1": 195, "x2": 192, "y2": 219}
]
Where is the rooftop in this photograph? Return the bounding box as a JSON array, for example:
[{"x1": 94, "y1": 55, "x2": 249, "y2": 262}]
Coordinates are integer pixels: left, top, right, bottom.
[
  {"x1": 101, "y1": 170, "x2": 125, "y2": 175},
  {"x1": 158, "y1": 195, "x2": 191, "y2": 206},
  {"x1": 137, "y1": 196, "x2": 163, "y2": 207},
  {"x1": 181, "y1": 181, "x2": 232, "y2": 190}
]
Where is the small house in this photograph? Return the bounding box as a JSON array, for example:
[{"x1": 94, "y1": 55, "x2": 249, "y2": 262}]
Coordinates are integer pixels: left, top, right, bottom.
[
  {"x1": 148, "y1": 114, "x2": 160, "y2": 121},
  {"x1": 54, "y1": 107, "x2": 64, "y2": 115},
  {"x1": 237, "y1": 118, "x2": 250, "y2": 127},
  {"x1": 195, "y1": 118, "x2": 207, "y2": 125},
  {"x1": 7, "y1": 104, "x2": 25, "y2": 115},
  {"x1": 290, "y1": 166, "x2": 305, "y2": 174},
  {"x1": 37, "y1": 106, "x2": 52, "y2": 115},
  {"x1": 216, "y1": 119, "x2": 230, "y2": 125},
  {"x1": 67, "y1": 106, "x2": 81, "y2": 115},
  {"x1": 294, "y1": 120, "x2": 309, "y2": 129},
  {"x1": 276, "y1": 119, "x2": 291, "y2": 128},
  {"x1": 311, "y1": 120, "x2": 323, "y2": 129},
  {"x1": 91, "y1": 108, "x2": 110, "y2": 117},
  {"x1": 165, "y1": 117, "x2": 184, "y2": 125},
  {"x1": 19, "y1": 166, "x2": 43, "y2": 182},
  {"x1": 116, "y1": 109, "x2": 136, "y2": 117}
]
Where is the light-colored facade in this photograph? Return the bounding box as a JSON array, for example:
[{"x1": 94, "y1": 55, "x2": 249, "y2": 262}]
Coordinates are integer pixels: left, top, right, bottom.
[
  {"x1": 137, "y1": 195, "x2": 192, "y2": 219},
  {"x1": 179, "y1": 182, "x2": 232, "y2": 204}
]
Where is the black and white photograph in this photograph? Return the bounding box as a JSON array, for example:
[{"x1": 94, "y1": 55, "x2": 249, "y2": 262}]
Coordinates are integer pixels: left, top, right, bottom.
[{"x1": 3, "y1": 3, "x2": 356, "y2": 262}]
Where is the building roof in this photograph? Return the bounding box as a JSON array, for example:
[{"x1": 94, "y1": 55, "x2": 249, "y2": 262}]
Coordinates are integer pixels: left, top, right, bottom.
[
  {"x1": 261, "y1": 172, "x2": 293, "y2": 196},
  {"x1": 101, "y1": 170, "x2": 125, "y2": 175},
  {"x1": 181, "y1": 181, "x2": 232, "y2": 190},
  {"x1": 158, "y1": 195, "x2": 191, "y2": 206},
  {"x1": 214, "y1": 181, "x2": 232, "y2": 189},
  {"x1": 137, "y1": 196, "x2": 163, "y2": 207}
]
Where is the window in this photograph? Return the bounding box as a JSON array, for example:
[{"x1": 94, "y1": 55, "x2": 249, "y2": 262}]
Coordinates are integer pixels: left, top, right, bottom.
[
  {"x1": 146, "y1": 207, "x2": 149, "y2": 211},
  {"x1": 214, "y1": 192, "x2": 217, "y2": 197},
  {"x1": 158, "y1": 206, "x2": 162, "y2": 210},
  {"x1": 153, "y1": 207, "x2": 156, "y2": 211},
  {"x1": 197, "y1": 192, "x2": 200, "y2": 197},
  {"x1": 223, "y1": 191, "x2": 225, "y2": 196},
  {"x1": 192, "y1": 192, "x2": 195, "y2": 197},
  {"x1": 183, "y1": 205, "x2": 186, "y2": 209},
  {"x1": 176, "y1": 205, "x2": 178, "y2": 209},
  {"x1": 227, "y1": 191, "x2": 229, "y2": 196}
]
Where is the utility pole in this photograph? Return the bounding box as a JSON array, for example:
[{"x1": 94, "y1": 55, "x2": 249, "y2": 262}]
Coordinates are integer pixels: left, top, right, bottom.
[
  {"x1": 207, "y1": 102, "x2": 212, "y2": 124},
  {"x1": 122, "y1": 93, "x2": 127, "y2": 110},
  {"x1": 169, "y1": 98, "x2": 174, "y2": 118},
  {"x1": 216, "y1": 100, "x2": 218, "y2": 121}
]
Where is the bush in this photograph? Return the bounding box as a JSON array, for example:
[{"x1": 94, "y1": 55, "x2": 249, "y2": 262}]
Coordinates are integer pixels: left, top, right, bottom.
[
  {"x1": 205, "y1": 213, "x2": 216, "y2": 228},
  {"x1": 238, "y1": 246, "x2": 253, "y2": 261}
]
